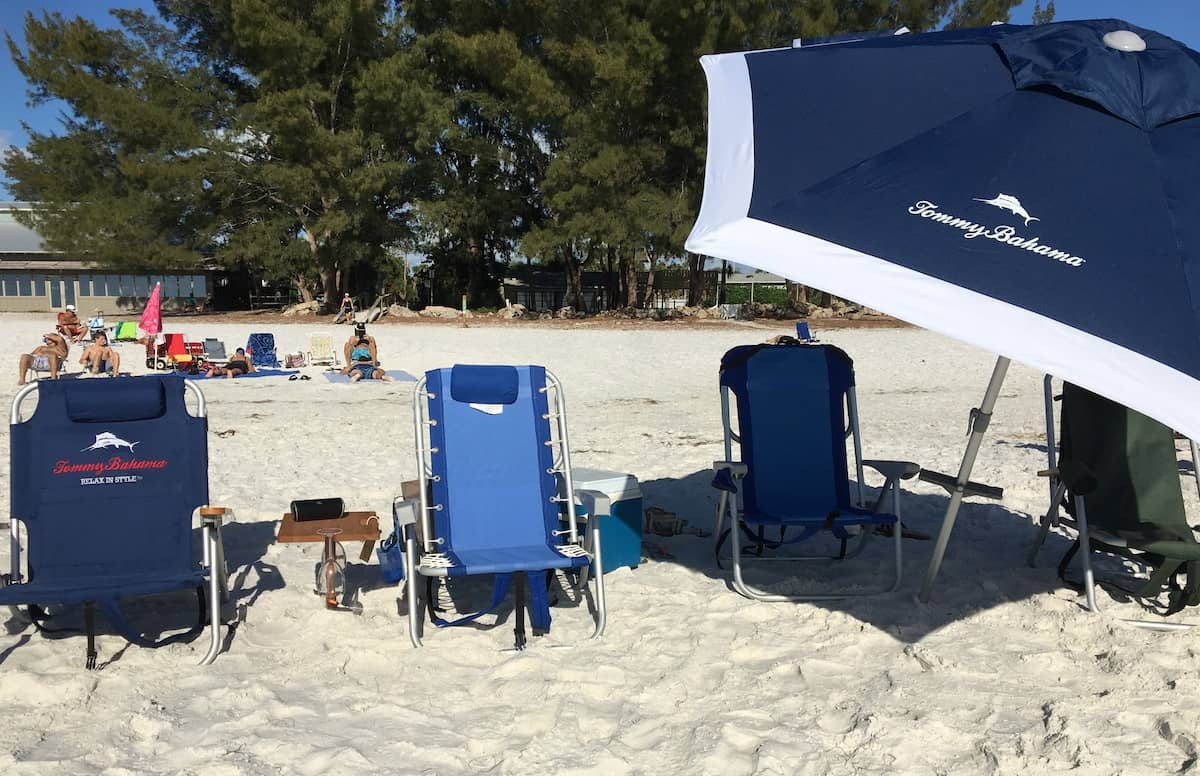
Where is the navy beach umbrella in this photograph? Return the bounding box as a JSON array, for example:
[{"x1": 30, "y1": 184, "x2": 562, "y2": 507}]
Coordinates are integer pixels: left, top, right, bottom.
[{"x1": 684, "y1": 19, "x2": 1200, "y2": 600}]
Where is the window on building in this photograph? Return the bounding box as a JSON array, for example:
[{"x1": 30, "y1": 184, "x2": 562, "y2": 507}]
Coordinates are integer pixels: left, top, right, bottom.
[
  {"x1": 163, "y1": 276, "x2": 178, "y2": 297},
  {"x1": 120, "y1": 275, "x2": 135, "y2": 296},
  {"x1": 64, "y1": 276, "x2": 75, "y2": 306},
  {"x1": 17, "y1": 274, "x2": 32, "y2": 296},
  {"x1": 193, "y1": 275, "x2": 207, "y2": 297},
  {"x1": 32, "y1": 275, "x2": 45, "y2": 297},
  {"x1": 2, "y1": 276, "x2": 16, "y2": 296},
  {"x1": 77, "y1": 274, "x2": 90, "y2": 296},
  {"x1": 135, "y1": 276, "x2": 149, "y2": 296},
  {"x1": 177, "y1": 276, "x2": 192, "y2": 298}
]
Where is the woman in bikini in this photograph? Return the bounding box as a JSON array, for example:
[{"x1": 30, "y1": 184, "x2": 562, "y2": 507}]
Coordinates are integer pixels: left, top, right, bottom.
[{"x1": 204, "y1": 347, "x2": 255, "y2": 379}]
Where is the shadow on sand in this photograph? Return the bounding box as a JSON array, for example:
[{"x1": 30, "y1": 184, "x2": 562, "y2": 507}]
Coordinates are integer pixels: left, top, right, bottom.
[{"x1": 629, "y1": 468, "x2": 1084, "y2": 643}]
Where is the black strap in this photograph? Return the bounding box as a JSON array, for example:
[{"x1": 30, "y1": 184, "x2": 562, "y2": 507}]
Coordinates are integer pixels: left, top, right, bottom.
[
  {"x1": 95, "y1": 586, "x2": 206, "y2": 650},
  {"x1": 84, "y1": 602, "x2": 97, "y2": 670},
  {"x1": 513, "y1": 573, "x2": 528, "y2": 651}
]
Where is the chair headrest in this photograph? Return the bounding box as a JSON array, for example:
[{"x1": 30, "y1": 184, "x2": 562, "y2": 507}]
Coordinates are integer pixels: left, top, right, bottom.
[
  {"x1": 63, "y1": 377, "x2": 168, "y2": 422},
  {"x1": 450, "y1": 364, "x2": 520, "y2": 405}
]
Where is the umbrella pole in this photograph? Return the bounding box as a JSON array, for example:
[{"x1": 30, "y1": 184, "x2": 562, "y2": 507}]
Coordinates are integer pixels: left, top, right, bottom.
[{"x1": 918, "y1": 356, "x2": 1011, "y2": 602}]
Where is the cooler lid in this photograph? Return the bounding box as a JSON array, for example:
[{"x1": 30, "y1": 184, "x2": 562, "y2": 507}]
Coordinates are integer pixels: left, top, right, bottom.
[{"x1": 571, "y1": 467, "x2": 642, "y2": 499}]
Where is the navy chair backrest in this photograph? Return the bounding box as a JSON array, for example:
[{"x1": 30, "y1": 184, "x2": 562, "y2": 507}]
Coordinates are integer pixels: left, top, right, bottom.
[
  {"x1": 425, "y1": 365, "x2": 560, "y2": 553},
  {"x1": 247, "y1": 333, "x2": 277, "y2": 366},
  {"x1": 720, "y1": 343, "x2": 855, "y2": 518},
  {"x1": 9, "y1": 376, "x2": 208, "y2": 585}
]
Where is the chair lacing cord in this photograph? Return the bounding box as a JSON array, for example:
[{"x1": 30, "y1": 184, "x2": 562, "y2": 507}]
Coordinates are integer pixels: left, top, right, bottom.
[{"x1": 420, "y1": 553, "x2": 455, "y2": 569}]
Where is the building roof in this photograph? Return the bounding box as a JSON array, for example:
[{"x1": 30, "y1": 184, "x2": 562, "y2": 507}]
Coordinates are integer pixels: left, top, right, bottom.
[
  {"x1": 724, "y1": 272, "x2": 786, "y2": 284},
  {"x1": 0, "y1": 202, "x2": 48, "y2": 254}
]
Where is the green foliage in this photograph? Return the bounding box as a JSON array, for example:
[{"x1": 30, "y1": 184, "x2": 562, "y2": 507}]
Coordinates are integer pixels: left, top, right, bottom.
[
  {"x1": 1031, "y1": 1, "x2": 1056, "y2": 25},
  {"x1": 4, "y1": 0, "x2": 1025, "y2": 304}
]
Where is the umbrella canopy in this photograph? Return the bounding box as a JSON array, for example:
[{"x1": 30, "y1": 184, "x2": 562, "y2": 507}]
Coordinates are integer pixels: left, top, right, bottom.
[
  {"x1": 685, "y1": 19, "x2": 1200, "y2": 600},
  {"x1": 686, "y1": 18, "x2": 1200, "y2": 439},
  {"x1": 139, "y1": 282, "x2": 162, "y2": 337}
]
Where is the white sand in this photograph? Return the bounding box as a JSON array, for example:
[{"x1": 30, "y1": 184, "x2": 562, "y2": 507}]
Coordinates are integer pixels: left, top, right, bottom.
[{"x1": 1, "y1": 313, "x2": 1197, "y2": 774}]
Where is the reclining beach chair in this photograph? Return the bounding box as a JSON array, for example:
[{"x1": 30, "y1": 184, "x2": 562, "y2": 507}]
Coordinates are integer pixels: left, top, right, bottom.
[
  {"x1": 24, "y1": 342, "x2": 70, "y2": 383},
  {"x1": 1030, "y1": 380, "x2": 1199, "y2": 628},
  {"x1": 246, "y1": 333, "x2": 281, "y2": 368},
  {"x1": 0, "y1": 376, "x2": 231, "y2": 667},
  {"x1": 401, "y1": 364, "x2": 606, "y2": 648},
  {"x1": 203, "y1": 338, "x2": 228, "y2": 365},
  {"x1": 112, "y1": 321, "x2": 139, "y2": 342},
  {"x1": 307, "y1": 333, "x2": 339, "y2": 367},
  {"x1": 713, "y1": 342, "x2": 918, "y2": 600}
]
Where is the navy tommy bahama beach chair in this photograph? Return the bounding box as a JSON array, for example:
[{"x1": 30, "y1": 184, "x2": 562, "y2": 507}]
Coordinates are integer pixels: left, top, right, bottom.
[
  {"x1": 713, "y1": 342, "x2": 919, "y2": 600},
  {"x1": 246, "y1": 332, "x2": 281, "y2": 368},
  {"x1": 401, "y1": 364, "x2": 607, "y2": 648},
  {"x1": 1, "y1": 376, "x2": 231, "y2": 667}
]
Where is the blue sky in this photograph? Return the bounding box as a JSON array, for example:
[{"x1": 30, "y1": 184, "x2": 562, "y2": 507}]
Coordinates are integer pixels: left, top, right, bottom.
[{"x1": 2, "y1": 1, "x2": 1199, "y2": 195}]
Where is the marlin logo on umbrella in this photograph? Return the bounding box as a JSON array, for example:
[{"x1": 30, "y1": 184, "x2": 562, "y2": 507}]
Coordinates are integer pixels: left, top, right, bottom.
[
  {"x1": 974, "y1": 193, "x2": 1039, "y2": 226},
  {"x1": 81, "y1": 432, "x2": 140, "y2": 453}
]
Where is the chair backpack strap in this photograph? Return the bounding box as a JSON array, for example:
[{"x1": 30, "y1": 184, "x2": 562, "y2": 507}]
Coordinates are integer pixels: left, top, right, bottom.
[
  {"x1": 528, "y1": 570, "x2": 552, "y2": 634},
  {"x1": 95, "y1": 586, "x2": 207, "y2": 650},
  {"x1": 431, "y1": 574, "x2": 513, "y2": 628}
]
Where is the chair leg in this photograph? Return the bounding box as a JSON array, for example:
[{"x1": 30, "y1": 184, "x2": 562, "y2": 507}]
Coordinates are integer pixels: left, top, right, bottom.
[
  {"x1": 1074, "y1": 499, "x2": 1099, "y2": 614},
  {"x1": 199, "y1": 522, "x2": 223, "y2": 666},
  {"x1": 405, "y1": 535, "x2": 423, "y2": 648},
  {"x1": 590, "y1": 522, "x2": 606, "y2": 639},
  {"x1": 1028, "y1": 480, "x2": 1067, "y2": 567}
]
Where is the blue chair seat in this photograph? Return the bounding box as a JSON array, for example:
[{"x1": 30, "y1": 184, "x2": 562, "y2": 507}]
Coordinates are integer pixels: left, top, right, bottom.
[
  {"x1": 0, "y1": 570, "x2": 204, "y2": 607},
  {"x1": 443, "y1": 545, "x2": 590, "y2": 576}
]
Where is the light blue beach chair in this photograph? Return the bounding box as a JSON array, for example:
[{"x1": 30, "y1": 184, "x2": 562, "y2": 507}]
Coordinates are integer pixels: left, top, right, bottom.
[
  {"x1": 712, "y1": 342, "x2": 918, "y2": 600},
  {"x1": 400, "y1": 364, "x2": 606, "y2": 648}
]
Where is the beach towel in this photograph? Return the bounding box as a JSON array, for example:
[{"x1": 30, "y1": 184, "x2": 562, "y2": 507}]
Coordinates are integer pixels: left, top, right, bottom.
[
  {"x1": 170, "y1": 369, "x2": 300, "y2": 381},
  {"x1": 323, "y1": 370, "x2": 416, "y2": 383}
]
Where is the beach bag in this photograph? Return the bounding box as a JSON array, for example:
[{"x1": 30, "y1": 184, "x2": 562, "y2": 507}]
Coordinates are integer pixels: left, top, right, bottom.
[
  {"x1": 285, "y1": 351, "x2": 307, "y2": 368},
  {"x1": 377, "y1": 515, "x2": 406, "y2": 584}
]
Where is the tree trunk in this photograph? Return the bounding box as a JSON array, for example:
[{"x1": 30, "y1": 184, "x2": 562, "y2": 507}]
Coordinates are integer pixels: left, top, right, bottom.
[
  {"x1": 292, "y1": 275, "x2": 314, "y2": 303},
  {"x1": 641, "y1": 247, "x2": 659, "y2": 309},
  {"x1": 562, "y1": 243, "x2": 584, "y2": 310},
  {"x1": 686, "y1": 252, "x2": 706, "y2": 307},
  {"x1": 785, "y1": 280, "x2": 807, "y2": 311},
  {"x1": 605, "y1": 245, "x2": 617, "y2": 311}
]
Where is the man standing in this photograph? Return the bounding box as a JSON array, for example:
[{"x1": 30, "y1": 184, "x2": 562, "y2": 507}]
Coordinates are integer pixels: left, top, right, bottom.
[{"x1": 18, "y1": 332, "x2": 69, "y2": 384}]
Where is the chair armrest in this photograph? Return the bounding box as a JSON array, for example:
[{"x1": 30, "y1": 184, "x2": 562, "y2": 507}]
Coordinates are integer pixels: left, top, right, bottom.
[
  {"x1": 1038, "y1": 461, "x2": 1097, "y2": 495},
  {"x1": 712, "y1": 461, "x2": 748, "y2": 477},
  {"x1": 918, "y1": 469, "x2": 1004, "y2": 500},
  {"x1": 199, "y1": 506, "x2": 232, "y2": 524},
  {"x1": 574, "y1": 489, "x2": 611, "y2": 519},
  {"x1": 862, "y1": 460, "x2": 920, "y2": 481},
  {"x1": 392, "y1": 498, "x2": 419, "y2": 542}
]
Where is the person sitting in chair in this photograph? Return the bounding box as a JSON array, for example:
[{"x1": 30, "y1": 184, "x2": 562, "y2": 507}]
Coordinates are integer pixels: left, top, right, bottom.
[
  {"x1": 18, "y1": 332, "x2": 69, "y2": 384},
  {"x1": 340, "y1": 340, "x2": 392, "y2": 382},
  {"x1": 56, "y1": 304, "x2": 85, "y2": 343},
  {"x1": 79, "y1": 330, "x2": 121, "y2": 377},
  {"x1": 343, "y1": 322, "x2": 378, "y2": 366},
  {"x1": 204, "y1": 347, "x2": 255, "y2": 378}
]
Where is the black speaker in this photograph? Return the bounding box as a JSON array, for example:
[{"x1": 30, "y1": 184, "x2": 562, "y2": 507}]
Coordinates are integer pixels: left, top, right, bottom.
[{"x1": 290, "y1": 497, "x2": 345, "y2": 522}]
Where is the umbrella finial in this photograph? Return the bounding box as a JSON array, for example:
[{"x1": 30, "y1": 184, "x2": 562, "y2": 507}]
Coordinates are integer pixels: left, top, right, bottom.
[{"x1": 1103, "y1": 30, "x2": 1146, "y2": 53}]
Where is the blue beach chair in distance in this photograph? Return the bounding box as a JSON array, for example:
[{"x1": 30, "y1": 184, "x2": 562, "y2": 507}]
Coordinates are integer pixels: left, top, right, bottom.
[
  {"x1": 1, "y1": 375, "x2": 231, "y2": 667},
  {"x1": 246, "y1": 332, "x2": 281, "y2": 368},
  {"x1": 713, "y1": 342, "x2": 918, "y2": 600},
  {"x1": 400, "y1": 364, "x2": 606, "y2": 648}
]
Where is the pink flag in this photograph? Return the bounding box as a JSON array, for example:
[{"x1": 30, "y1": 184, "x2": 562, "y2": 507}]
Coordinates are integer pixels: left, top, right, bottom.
[{"x1": 139, "y1": 282, "x2": 162, "y2": 336}]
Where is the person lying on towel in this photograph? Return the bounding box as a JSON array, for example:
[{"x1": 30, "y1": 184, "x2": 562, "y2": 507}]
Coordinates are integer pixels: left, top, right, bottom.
[
  {"x1": 340, "y1": 341, "x2": 392, "y2": 382},
  {"x1": 204, "y1": 347, "x2": 255, "y2": 378}
]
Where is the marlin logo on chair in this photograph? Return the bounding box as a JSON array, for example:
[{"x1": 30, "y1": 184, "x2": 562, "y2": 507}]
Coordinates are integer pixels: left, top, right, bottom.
[
  {"x1": 81, "y1": 432, "x2": 140, "y2": 453},
  {"x1": 973, "y1": 193, "x2": 1039, "y2": 226}
]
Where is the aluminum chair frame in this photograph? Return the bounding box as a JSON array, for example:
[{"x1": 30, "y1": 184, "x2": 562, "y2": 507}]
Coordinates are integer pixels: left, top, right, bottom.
[
  {"x1": 404, "y1": 368, "x2": 606, "y2": 647},
  {"x1": 7, "y1": 380, "x2": 232, "y2": 664}
]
